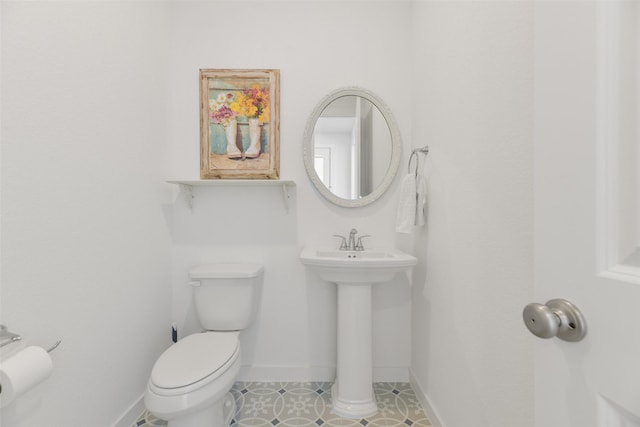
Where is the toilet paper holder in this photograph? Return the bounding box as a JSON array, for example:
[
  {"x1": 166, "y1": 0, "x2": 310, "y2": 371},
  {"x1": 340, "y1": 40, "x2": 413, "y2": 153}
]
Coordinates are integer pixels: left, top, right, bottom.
[{"x1": 0, "y1": 325, "x2": 61, "y2": 353}]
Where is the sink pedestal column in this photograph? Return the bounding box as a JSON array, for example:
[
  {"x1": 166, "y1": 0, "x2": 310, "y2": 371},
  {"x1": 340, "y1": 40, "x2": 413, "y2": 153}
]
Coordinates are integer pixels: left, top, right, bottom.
[
  {"x1": 299, "y1": 246, "x2": 418, "y2": 418},
  {"x1": 332, "y1": 282, "x2": 377, "y2": 418}
]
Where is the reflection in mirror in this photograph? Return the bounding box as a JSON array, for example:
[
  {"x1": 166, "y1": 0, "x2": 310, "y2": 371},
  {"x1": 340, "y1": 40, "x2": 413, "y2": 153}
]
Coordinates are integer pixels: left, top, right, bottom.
[
  {"x1": 312, "y1": 96, "x2": 391, "y2": 199},
  {"x1": 303, "y1": 88, "x2": 401, "y2": 208}
]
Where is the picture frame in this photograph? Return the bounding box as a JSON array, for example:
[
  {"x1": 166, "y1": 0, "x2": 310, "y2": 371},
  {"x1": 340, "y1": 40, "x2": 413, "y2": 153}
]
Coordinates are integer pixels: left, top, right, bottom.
[{"x1": 200, "y1": 69, "x2": 280, "y2": 179}]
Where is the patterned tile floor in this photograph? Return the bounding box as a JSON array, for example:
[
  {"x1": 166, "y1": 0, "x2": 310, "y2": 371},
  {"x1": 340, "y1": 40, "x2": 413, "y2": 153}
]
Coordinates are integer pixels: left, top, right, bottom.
[{"x1": 135, "y1": 382, "x2": 431, "y2": 427}]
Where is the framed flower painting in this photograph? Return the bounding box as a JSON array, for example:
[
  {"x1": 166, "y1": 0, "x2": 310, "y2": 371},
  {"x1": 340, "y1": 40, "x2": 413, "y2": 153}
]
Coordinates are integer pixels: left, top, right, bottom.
[{"x1": 200, "y1": 69, "x2": 280, "y2": 179}]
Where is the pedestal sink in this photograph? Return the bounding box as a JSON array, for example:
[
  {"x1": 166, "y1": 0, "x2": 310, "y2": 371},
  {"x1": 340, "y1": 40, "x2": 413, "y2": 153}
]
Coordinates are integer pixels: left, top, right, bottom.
[{"x1": 300, "y1": 247, "x2": 417, "y2": 418}]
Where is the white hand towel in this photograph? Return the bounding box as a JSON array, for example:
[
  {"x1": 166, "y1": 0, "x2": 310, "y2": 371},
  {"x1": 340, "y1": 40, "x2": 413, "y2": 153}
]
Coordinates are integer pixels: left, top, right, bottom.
[
  {"x1": 396, "y1": 174, "x2": 417, "y2": 234},
  {"x1": 415, "y1": 175, "x2": 427, "y2": 227}
]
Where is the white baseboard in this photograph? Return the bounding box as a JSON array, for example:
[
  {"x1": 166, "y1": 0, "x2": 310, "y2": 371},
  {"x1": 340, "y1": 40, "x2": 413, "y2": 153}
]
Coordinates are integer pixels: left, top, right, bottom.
[
  {"x1": 111, "y1": 393, "x2": 144, "y2": 427},
  {"x1": 238, "y1": 365, "x2": 336, "y2": 382},
  {"x1": 237, "y1": 365, "x2": 410, "y2": 383},
  {"x1": 409, "y1": 370, "x2": 445, "y2": 427}
]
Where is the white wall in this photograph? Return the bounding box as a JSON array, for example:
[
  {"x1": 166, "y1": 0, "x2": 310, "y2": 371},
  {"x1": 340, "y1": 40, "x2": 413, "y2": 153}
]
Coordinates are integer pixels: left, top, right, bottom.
[
  {"x1": 165, "y1": 0, "x2": 414, "y2": 382},
  {"x1": 1, "y1": 2, "x2": 172, "y2": 426},
  {"x1": 409, "y1": 2, "x2": 534, "y2": 427}
]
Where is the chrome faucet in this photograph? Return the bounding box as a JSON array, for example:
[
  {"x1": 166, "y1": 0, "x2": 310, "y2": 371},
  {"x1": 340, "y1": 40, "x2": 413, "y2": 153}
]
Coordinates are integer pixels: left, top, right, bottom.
[
  {"x1": 347, "y1": 228, "x2": 358, "y2": 251},
  {"x1": 333, "y1": 229, "x2": 370, "y2": 251}
]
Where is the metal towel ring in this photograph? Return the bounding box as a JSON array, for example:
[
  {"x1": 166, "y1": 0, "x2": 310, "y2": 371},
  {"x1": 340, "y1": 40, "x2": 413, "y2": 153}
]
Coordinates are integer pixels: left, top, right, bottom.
[{"x1": 408, "y1": 146, "x2": 429, "y2": 178}]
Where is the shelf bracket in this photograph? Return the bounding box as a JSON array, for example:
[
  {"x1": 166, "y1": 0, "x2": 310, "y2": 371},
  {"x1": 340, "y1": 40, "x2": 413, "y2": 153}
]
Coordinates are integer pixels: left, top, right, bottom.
[
  {"x1": 178, "y1": 184, "x2": 194, "y2": 212},
  {"x1": 282, "y1": 183, "x2": 290, "y2": 213}
]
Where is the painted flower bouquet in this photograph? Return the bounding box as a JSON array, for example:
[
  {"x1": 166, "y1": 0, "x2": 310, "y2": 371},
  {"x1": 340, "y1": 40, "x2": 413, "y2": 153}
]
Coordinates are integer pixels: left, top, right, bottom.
[
  {"x1": 230, "y1": 84, "x2": 270, "y2": 124},
  {"x1": 209, "y1": 92, "x2": 237, "y2": 126}
]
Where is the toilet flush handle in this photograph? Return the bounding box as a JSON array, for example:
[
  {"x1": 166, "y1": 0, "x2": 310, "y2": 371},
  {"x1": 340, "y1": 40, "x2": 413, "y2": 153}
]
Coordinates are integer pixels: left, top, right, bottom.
[{"x1": 188, "y1": 281, "x2": 201, "y2": 287}]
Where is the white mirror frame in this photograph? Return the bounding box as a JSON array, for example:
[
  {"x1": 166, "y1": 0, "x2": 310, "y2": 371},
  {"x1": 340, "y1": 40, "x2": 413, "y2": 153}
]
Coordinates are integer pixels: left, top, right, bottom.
[{"x1": 303, "y1": 87, "x2": 402, "y2": 208}]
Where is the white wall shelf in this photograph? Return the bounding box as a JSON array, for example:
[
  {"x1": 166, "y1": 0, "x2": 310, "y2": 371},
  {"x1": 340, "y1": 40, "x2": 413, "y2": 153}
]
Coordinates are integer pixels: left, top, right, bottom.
[{"x1": 167, "y1": 180, "x2": 296, "y2": 212}]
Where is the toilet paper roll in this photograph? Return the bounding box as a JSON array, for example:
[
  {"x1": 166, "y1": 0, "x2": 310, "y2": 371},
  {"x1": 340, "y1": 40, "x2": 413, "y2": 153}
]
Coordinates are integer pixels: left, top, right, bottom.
[{"x1": 0, "y1": 346, "x2": 53, "y2": 408}]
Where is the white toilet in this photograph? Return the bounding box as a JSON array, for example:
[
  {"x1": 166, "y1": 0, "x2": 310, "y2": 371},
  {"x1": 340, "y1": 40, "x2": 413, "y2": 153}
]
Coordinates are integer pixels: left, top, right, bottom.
[{"x1": 144, "y1": 263, "x2": 263, "y2": 427}]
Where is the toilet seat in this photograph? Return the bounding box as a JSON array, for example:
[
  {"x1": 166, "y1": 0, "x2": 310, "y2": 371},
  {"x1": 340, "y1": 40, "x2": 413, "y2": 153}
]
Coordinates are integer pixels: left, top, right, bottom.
[{"x1": 150, "y1": 331, "x2": 239, "y2": 396}]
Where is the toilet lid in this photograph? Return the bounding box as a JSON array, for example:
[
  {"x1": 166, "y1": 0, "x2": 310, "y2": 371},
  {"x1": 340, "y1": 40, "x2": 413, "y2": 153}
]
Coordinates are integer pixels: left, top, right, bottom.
[{"x1": 150, "y1": 332, "x2": 239, "y2": 389}]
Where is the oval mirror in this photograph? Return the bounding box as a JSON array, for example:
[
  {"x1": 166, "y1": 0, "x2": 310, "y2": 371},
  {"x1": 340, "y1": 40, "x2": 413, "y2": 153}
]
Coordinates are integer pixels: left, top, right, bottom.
[{"x1": 303, "y1": 87, "x2": 402, "y2": 207}]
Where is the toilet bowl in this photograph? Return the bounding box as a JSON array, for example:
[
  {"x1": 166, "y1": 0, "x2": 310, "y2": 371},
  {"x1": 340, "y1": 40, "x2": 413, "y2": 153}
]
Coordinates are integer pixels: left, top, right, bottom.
[
  {"x1": 144, "y1": 263, "x2": 263, "y2": 427},
  {"x1": 144, "y1": 332, "x2": 240, "y2": 427}
]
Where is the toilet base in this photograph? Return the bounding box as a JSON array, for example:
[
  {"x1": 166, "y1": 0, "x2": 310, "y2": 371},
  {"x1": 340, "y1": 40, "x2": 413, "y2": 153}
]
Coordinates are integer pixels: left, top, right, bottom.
[{"x1": 167, "y1": 392, "x2": 236, "y2": 427}]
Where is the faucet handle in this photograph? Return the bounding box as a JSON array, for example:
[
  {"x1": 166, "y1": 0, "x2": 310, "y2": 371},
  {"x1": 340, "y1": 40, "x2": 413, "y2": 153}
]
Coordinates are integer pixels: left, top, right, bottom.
[
  {"x1": 333, "y1": 235, "x2": 348, "y2": 250},
  {"x1": 355, "y1": 235, "x2": 371, "y2": 251}
]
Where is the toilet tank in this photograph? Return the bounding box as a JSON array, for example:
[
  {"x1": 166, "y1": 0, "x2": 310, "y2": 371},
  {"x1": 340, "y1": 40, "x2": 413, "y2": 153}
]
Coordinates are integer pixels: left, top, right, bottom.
[{"x1": 189, "y1": 263, "x2": 263, "y2": 331}]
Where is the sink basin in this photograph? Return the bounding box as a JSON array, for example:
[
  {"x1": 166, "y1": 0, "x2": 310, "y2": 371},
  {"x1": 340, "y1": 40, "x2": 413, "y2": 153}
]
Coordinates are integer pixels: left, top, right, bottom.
[
  {"x1": 300, "y1": 247, "x2": 417, "y2": 283},
  {"x1": 300, "y1": 245, "x2": 417, "y2": 418}
]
